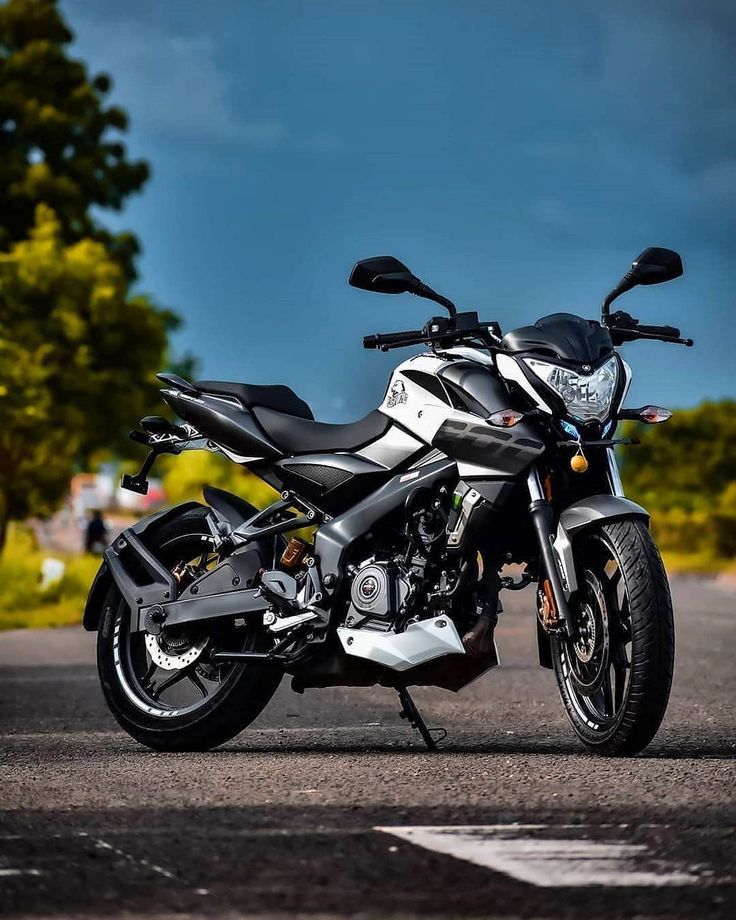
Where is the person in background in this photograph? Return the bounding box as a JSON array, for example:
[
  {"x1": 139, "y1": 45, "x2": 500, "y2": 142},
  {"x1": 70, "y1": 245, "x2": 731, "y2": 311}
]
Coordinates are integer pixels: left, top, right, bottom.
[{"x1": 85, "y1": 510, "x2": 108, "y2": 554}]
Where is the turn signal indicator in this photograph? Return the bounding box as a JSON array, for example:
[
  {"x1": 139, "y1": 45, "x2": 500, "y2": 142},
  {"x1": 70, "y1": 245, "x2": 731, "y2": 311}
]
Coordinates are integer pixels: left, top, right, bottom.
[
  {"x1": 488, "y1": 409, "x2": 525, "y2": 428},
  {"x1": 639, "y1": 406, "x2": 672, "y2": 424}
]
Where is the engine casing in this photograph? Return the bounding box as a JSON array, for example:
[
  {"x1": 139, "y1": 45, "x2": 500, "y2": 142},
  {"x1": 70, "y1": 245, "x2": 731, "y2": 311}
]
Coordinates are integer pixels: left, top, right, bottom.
[{"x1": 344, "y1": 561, "x2": 412, "y2": 630}]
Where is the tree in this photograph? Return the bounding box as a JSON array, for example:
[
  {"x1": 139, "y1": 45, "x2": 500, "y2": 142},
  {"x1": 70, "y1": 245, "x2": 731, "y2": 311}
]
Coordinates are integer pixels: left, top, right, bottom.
[
  {"x1": 160, "y1": 451, "x2": 278, "y2": 510},
  {"x1": 0, "y1": 0, "x2": 180, "y2": 551},
  {"x1": 621, "y1": 401, "x2": 736, "y2": 513},
  {"x1": 621, "y1": 401, "x2": 736, "y2": 564},
  {"x1": 0, "y1": 0, "x2": 149, "y2": 278},
  {"x1": 0, "y1": 205, "x2": 176, "y2": 549}
]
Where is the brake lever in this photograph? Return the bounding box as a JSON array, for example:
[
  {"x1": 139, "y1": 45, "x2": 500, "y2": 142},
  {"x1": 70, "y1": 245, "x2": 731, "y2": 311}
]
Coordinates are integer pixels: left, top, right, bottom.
[
  {"x1": 627, "y1": 330, "x2": 694, "y2": 347},
  {"x1": 608, "y1": 315, "x2": 693, "y2": 347}
]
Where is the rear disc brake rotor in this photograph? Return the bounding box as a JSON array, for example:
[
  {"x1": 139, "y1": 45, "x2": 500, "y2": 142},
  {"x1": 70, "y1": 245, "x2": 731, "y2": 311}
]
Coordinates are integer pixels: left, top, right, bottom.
[{"x1": 144, "y1": 631, "x2": 208, "y2": 671}]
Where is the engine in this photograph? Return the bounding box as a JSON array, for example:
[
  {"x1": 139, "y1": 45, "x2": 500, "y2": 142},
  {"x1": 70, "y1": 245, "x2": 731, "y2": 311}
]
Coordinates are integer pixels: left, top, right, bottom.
[{"x1": 343, "y1": 560, "x2": 414, "y2": 631}]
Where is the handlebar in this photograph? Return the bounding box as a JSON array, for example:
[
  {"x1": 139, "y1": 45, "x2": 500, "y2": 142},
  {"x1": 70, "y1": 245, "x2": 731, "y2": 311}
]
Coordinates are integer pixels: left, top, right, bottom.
[
  {"x1": 363, "y1": 329, "x2": 424, "y2": 350},
  {"x1": 363, "y1": 313, "x2": 503, "y2": 352}
]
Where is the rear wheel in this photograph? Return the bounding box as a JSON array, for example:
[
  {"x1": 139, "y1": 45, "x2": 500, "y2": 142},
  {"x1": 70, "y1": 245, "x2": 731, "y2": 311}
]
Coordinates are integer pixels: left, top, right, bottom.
[
  {"x1": 552, "y1": 518, "x2": 674, "y2": 756},
  {"x1": 96, "y1": 506, "x2": 282, "y2": 751}
]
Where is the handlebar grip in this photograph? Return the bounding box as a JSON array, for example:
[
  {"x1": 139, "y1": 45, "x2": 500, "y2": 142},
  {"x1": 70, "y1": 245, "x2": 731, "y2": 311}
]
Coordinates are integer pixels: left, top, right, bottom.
[{"x1": 363, "y1": 329, "x2": 424, "y2": 350}]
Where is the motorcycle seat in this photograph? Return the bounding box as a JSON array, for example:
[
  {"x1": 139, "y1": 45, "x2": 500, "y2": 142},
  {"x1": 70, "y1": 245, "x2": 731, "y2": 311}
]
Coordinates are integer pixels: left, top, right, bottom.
[
  {"x1": 195, "y1": 381, "x2": 314, "y2": 420},
  {"x1": 252, "y1": 406, "x2": 390, "y2": 455}
]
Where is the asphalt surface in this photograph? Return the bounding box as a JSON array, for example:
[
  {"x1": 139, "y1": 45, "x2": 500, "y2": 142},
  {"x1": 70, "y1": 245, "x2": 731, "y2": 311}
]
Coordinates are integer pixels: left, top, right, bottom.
[{"x1": 0, "y1": 579, "x2": 734, "y2": 919}]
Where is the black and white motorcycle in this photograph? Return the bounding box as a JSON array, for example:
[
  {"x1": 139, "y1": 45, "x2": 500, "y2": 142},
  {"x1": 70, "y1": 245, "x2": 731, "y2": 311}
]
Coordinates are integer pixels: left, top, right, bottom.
[{"x1": 86, "y1": 248, "x2": 691, "y2": 755}]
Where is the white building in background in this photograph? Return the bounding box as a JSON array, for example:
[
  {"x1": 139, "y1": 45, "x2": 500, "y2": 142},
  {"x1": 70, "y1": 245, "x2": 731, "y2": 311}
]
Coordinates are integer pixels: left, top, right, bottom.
[{"x1": 70, "y1": 464, "x2": 165, "y2": 518}]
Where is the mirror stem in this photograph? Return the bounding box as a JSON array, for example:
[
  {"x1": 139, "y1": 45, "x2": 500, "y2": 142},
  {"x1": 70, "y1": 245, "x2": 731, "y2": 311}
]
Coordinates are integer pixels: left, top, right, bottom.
[
  {"x1": 601, "y1": 292, "x2": 616, "y2": 324},
  {"x1": 415, "y1": 282, "x2": 457, "y2": 317},
  {"x1": 601, "y1": 272, "x2": 636, "y2": 324}
]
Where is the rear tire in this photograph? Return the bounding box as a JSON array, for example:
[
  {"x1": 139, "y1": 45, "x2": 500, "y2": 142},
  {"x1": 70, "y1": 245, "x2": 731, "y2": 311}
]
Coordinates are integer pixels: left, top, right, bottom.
[
  {"x1": 96, "y1": 506, "x2": 283, "y2": 751},
  {"x1": 552, "y1": 518, "x2": 674, "y2": 756}
]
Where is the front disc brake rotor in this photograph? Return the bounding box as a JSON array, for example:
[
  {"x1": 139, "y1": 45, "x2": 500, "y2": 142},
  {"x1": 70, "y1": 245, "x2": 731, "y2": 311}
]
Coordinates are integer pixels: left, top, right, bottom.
[
  {"x1": 144, "y1": 631, "x2": 208, "y2": 671},
  {"x1": 565, "y1": 571, "x2": 610, "y2": 696},
  {"x1": 573, "y1": 603, "x2": 597, "y2": 663}
]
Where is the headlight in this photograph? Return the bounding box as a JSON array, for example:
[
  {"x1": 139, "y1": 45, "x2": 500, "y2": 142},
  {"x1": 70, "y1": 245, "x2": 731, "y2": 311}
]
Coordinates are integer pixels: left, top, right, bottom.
[{"x1": 523, "y1": 356, "x2": 619, "y2": 422}]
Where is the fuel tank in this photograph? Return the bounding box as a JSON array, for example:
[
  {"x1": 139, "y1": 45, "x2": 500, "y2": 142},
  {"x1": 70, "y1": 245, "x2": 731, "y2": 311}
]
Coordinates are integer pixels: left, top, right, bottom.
[{"x1": 378, "y1": 352, "x2": 545, "y2": 477}]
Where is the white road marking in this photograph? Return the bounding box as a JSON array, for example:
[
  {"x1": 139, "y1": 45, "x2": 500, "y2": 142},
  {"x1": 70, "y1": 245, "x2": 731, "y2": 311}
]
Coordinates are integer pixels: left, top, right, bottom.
[
  {"x1": 0, "y1": 868, "x2": 42, "y2": 877},
  {"x1": 376, "y1": 825, "x2": 700, "y2": 888},
  {"x1": 85, "y1": 836, "x2": 178, "y2": 882}
]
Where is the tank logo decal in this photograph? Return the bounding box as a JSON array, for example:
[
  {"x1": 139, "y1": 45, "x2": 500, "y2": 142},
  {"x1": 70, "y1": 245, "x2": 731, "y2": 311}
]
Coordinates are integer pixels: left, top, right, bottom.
[{"x1": 386, "y1": 380, "x2": 408, "y2": 408}]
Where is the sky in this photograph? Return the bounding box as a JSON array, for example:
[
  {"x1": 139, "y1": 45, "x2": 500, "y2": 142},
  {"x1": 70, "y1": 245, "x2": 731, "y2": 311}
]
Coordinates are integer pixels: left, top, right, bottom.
[{"x1": 63, "y1": 0, "x2": 735, "y2": 421}]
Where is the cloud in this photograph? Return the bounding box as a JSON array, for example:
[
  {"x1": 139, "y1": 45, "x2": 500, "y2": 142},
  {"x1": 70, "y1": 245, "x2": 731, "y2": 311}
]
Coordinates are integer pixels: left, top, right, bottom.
[
  {"x1": 599, "y1": 3, "x2": 736, "y2": 172},
  {"x1": 64, "y1": 5, "x2": 335, "y2": 152},
  {"x1": 513, "y1": 3, "x2": 736, "y2": 247},
  {"x1": 528, "y1": 198, "x2": 575, "y2": 231}
]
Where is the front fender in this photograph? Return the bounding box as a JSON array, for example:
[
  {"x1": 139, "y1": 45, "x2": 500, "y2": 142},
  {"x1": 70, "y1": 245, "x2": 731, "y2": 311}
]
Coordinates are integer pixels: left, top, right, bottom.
[
  {"x1": 82, "y1": 501, "x2": 205, "y2": 631},
  {"x1": 552, "y1": 494, "x2": 649, "y2": 596}
]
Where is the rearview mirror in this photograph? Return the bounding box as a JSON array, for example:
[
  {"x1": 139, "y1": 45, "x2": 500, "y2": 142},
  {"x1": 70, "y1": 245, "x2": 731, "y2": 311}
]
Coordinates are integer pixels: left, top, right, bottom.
[
  {"x1": 348, "y1": 256, "x2": 419, "y2": 295},
  {"x1": 602, "y1": 246, "x2": 683, "y2": 321},
  {"x1": 349, "y1": 255, "x2": 458, "y2": 316},
  {"x1": 629, "y1": 247, "x2": 683, "y2": 286}
]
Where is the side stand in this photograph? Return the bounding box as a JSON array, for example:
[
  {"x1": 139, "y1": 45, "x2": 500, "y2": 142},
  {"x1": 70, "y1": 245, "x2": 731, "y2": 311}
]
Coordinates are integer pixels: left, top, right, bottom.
[{"x1": 397, "y1": 687, "x2": 447, "y2": 751}]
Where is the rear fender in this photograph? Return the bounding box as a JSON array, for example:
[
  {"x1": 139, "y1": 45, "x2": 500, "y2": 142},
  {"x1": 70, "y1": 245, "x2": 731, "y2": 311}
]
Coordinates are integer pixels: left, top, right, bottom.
[
  {"x1": 83, "y1": 502, "x2": 205, "y2": 631},
  {"x1": 203, "y1": 485, "x2": 264, "y2": 531}
]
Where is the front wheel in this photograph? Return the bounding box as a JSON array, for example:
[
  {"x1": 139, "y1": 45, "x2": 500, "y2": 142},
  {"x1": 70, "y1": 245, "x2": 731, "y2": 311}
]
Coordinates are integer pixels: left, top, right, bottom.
[{"x1": 552, "y1": 518, "x2": 674, "y2": 756}]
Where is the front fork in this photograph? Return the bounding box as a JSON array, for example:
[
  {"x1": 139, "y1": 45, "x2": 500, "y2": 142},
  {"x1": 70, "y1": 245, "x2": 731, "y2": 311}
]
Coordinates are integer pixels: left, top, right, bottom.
[
  {"x1": 526, "y1": 467, "x2": 577, "y2": 638},
  {"x1": 526, "y1": 450, "x2": 625, "y2": 639}
]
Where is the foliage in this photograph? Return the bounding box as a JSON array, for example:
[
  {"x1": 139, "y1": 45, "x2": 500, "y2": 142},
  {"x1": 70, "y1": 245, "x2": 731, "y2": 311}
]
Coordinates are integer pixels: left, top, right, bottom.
[
  {"x1": 620, "y1": 401, "x2": 736, "y2": 512},
  {"x1": 0, "y1": 205, "x2": 174, "y2": 547},
  {"x1": 621, "y1": 400, "x2": 736, "y2": 564},
  {"x1": 0, "y1": 0, "x2": 148, "y2": 278},
  {"x1": 0, "y1": 523, "x2": 98, "y2": 630},
  {"x1": 160, "y1": 450, "x2": 279, "y2": 509},
  {"x1": 0, "y1": 0, "x2": 181, "y2": 550}
]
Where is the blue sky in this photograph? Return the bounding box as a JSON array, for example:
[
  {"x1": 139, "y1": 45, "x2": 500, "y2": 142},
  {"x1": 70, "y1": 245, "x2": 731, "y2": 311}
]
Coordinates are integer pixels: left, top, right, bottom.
[{"x1": 64, "y1": 0, "x2": 735, "y2": 421}]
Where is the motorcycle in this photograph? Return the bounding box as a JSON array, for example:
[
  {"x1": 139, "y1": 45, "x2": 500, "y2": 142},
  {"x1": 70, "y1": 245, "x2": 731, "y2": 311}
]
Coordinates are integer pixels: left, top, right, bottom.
[{"x1": 85, "y1": 247, "x2": 691, "y2": 755}]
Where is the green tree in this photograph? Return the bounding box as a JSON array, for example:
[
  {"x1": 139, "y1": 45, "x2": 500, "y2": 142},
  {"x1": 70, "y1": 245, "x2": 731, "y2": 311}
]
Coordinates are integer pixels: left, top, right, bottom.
[
  {"x1": 621, "y1": 401, "x2": 736, "y2": 512},
  {"x1": 0, "y1": 0, "x2": 149, "y2": 278},
  {"x1": 621, "y1": 400, "x2": 736, "y2": 566},
  {"x1": 0, "y1": 0, "x2": 180, "y2": 551},
  {"x1": 0, "y1": 205, "x2": 175, "y2": 549},
  {"x1": 160, "y1": 451, "x2": 278, "y2": 509}
]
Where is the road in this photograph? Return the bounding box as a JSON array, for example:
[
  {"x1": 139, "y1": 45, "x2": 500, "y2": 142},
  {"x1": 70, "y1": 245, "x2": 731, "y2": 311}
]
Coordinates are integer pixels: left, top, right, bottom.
[{"x1": 1, "y1": 579, "x2": 734, "y2": 919}]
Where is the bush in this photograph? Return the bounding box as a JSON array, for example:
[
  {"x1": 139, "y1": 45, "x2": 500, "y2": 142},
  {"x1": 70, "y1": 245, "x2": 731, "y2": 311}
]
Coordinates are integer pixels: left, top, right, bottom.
[
  {"x1": 0, "y1": 524, "x2": 99, "y2": 631},
  {"x1": 621, "y1": 401, "x2": 736, "y2": 571}
]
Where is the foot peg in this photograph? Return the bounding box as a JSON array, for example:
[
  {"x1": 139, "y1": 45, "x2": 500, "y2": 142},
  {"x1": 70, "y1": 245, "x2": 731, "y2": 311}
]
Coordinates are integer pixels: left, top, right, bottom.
[{"x1": 397, "y1": 687, "x2": 446, "y2": 751}]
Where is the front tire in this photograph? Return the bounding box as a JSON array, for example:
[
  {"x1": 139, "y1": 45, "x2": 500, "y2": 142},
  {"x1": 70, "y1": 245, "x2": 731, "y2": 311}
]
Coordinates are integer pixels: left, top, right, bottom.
[
  {"x1": 552, "y1": 518, "x2": 674, "y2": 756},
  {"x1": 96, "y1": 506, "x2": 283, "y2": 751}
]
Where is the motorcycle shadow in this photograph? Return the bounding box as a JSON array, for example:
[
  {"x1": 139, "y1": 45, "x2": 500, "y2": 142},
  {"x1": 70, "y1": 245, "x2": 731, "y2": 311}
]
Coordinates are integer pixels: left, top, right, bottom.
[{"x1": 220, "y1": 731, "x2": 736, "y2": 759}]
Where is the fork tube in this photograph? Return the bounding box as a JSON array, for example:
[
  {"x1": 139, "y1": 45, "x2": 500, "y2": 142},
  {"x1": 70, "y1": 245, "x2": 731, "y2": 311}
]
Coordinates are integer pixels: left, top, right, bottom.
[
  {"x1": 607, "y1": 448, "x2": 625, "y2": 496},
  {"x1": 526, "y1": 466, "x2": 576, "y2": 637},
  {"x1": 526, "y1": 466, "x2": 545, "y2": 502}
]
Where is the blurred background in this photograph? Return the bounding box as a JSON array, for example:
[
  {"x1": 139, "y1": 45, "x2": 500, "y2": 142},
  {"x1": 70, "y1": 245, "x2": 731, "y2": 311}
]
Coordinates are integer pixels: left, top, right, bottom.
[{"x1": 0, "y1": 0, "x2": 734, "y2": 630}]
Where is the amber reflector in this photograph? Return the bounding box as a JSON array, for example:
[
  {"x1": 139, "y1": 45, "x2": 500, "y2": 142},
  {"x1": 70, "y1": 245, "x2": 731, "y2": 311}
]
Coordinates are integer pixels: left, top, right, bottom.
[{"x1": 488, "y1": 409, "x2": 524, "y2": 428}]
